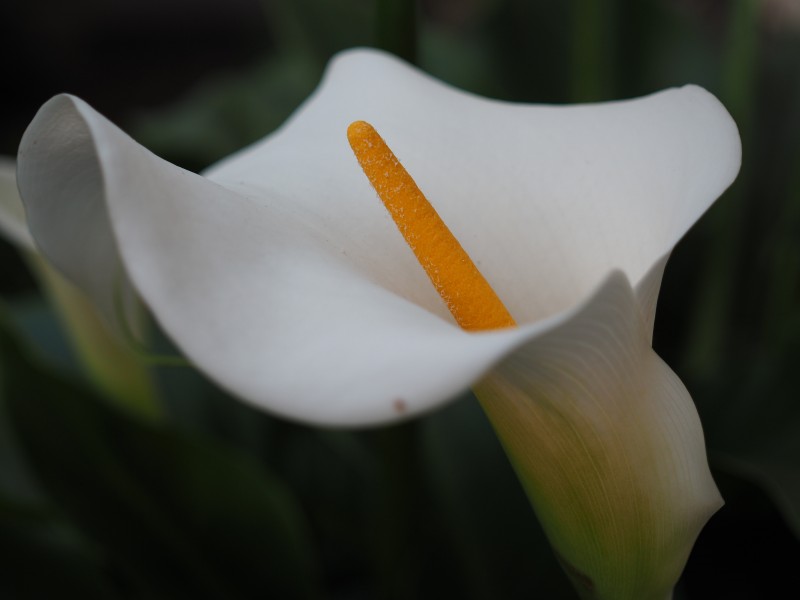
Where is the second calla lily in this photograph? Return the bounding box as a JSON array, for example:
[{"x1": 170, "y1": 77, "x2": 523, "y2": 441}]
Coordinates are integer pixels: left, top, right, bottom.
[{"x1": 17, "y1": 48, "x2": 740, "y2": 598}]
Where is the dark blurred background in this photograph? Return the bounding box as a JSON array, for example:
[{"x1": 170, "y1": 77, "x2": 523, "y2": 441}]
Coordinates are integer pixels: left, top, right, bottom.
[{"x1": 1, "y1": 1, "x2": 799, "y2": 598}]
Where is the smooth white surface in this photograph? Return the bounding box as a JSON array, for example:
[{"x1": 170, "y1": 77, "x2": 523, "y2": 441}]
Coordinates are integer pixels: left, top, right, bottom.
[{"x1": 17, "y1": 49, "x2": 741, "y2": 425}]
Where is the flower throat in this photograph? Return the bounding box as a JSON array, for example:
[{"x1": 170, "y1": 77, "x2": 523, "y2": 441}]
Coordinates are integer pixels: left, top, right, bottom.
[{"x1": 347, "y1": 120, "x2": 516, "y2": 332}]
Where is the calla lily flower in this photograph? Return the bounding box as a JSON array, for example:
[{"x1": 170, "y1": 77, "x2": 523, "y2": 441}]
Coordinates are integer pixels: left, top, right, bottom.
[{"x1": 17, "y1": 49, "x2": 740, "y2": 598}]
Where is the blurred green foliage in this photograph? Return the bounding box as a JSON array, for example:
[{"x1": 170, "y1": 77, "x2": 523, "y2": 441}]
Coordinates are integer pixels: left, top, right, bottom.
[{"x1": 1, "y1": 0, "x2": 799, "y2": 598}]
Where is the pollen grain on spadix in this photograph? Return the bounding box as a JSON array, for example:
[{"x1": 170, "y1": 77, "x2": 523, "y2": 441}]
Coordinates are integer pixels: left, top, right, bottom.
[{"x1": 346, "y1": 120, "x2": 516, "y2": 332}]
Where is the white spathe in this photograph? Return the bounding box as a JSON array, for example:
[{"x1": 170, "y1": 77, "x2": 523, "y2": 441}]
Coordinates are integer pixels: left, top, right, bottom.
[
  {"x1": 16, "y1": 48, "x2": 740, "y2": 599},
  {"x1": 16, "y1": 48, "x2": 740, "y2": 425}
]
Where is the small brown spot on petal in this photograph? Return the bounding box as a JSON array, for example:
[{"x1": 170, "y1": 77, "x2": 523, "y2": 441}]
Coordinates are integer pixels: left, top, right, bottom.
[{"x1": 393, "y1": 399, "x2": 407, "y2": 414}]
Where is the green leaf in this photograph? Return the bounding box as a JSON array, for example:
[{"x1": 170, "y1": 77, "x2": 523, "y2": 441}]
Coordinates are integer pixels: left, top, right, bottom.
[
  {"x1": 0, "y1": 317, "x2": 318, "y2": 599},
  {"x1": 133, "y1": 55, "x2": 321, "y2": 172},
  {"x1": 5, "y1": 294, "x2": 79, "y2": 375}
]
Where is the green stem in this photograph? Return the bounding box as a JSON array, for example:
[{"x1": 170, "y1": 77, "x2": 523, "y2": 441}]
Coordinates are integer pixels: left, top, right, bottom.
[{"x1": 684, "y1": 0, "x2": 758, "y2": 377}]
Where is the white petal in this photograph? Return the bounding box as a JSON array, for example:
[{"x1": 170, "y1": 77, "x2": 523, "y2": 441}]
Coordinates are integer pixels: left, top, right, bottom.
[
  {"x1": 0, "y1": 157, "x2": 34, "y2": 251},
  {"x1": 207, "y1": 48, "x2": 741, "y2": 324},
  {"x1": 15, "y1": 94, "x2": 495, "y2": 423},
  {"x1": 635, "y1": 252, "x2": 670, "y2": 342},
  {"x1": 474, "y1": 271, "x2": 722, "y2": 599},
  {"x1": 13, "y1": 95, "x2": 614, "y2": 425},
  {"x1": 16, "y1": 49, "x2": 740, "y2": 426},
  {"x1": 16, "y1": 102, "x2": 140, "y2": 333}
]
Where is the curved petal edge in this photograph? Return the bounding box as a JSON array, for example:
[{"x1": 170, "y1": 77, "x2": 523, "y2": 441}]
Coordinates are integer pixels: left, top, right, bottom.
[{"x1": 474, "y1": 271, "x2": 722, "y2": 600}]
